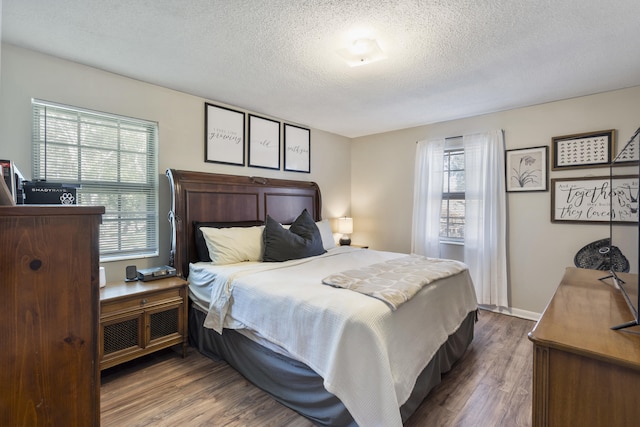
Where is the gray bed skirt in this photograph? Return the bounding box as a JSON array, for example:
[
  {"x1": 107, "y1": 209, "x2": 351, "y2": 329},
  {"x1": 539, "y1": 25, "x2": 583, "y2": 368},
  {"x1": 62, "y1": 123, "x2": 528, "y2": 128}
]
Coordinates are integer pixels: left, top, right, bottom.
[{"x1": 189, "y1": 305, "x2": 476, "y2": 426}]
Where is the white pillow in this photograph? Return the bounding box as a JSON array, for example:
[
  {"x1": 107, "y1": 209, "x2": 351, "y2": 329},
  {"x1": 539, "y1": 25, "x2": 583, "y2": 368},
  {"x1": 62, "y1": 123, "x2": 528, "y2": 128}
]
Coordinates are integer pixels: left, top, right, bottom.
[
  {"x1": 200, "y1": 226, "x2": 264, "y2": 264},
  {"x1": 316, "y1": 219, "x2": 336, "y2": 250}
]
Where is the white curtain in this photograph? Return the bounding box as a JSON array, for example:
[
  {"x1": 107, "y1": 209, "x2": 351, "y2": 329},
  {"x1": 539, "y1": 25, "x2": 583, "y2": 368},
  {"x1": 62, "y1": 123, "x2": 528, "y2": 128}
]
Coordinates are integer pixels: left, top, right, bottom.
[
  {"x1": 411, "y1": 138, "x2": 444, "y2": 258},
  {"x1": 411, "y1": 131, "x2": 508, "y2": 308},
  {"x1": 463, "y1": 130, "x2": 508, "y2": 307}
]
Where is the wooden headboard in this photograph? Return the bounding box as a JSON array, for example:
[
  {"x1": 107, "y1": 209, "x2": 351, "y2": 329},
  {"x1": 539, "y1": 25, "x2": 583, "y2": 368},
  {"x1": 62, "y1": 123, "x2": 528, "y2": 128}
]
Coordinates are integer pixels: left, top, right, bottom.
[{"x1": 166, "y1": 169, "x2": 322, "y2": 278}]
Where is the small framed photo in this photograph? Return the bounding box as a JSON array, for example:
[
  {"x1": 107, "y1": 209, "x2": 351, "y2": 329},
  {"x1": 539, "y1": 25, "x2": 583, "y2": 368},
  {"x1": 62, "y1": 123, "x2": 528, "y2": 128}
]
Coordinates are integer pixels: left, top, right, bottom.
[
  {"x1": 284, "y1": 123, "x2": 310, "y2": 173},
  {"x1": 204, "y1": 103, "x2": 245, "y2": 166},
  {"x1": 551, "y1": 129, "x2": 615, "y2": 171},
  {"x1": 506, "y1": 146, "x2": 548, "y2": 192},
  {"x1": 248, "y1": 115, "x2": 280, "y2": 170}
]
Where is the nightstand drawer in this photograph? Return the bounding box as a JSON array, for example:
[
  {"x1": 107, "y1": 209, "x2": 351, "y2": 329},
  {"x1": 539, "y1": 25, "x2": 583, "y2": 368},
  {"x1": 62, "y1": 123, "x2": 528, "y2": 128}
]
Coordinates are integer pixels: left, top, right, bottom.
[{"x1": 101, "y1": 288, "x2": 182, "y2": 317}]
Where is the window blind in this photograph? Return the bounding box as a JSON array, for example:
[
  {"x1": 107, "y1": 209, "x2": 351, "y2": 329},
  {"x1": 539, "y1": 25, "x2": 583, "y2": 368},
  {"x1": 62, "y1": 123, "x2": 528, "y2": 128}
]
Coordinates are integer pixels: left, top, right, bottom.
[
  {"x1": 441, "y1": 136, "x2": 465, "y2": 241},
  {"x1": 32, "y1": 99, "x2": 159, "y2": 261}
]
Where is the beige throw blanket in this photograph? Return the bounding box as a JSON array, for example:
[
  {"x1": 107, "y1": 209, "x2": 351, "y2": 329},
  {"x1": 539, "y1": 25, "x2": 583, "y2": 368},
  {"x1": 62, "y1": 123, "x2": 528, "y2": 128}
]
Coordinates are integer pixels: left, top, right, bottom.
[{"x1": 322, "y1": 255, "x2": 468, "y2": 310}]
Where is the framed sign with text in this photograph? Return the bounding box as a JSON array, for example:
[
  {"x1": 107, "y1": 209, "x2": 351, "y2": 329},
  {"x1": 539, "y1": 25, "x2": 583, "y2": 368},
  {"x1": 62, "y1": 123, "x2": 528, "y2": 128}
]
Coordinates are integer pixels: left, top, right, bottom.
[
  {"x1": 551, "y1": 175, "x2": 639, "y2": 224},
  {"x1": 284, "y1": 123, "x2": 310, "y2": 173},
  {"x1": 205, "y1": 103, "x2": 245, "y2": 166},
  {"x1": 248, "y1": 114, "x2": 280, "y2": 170}
]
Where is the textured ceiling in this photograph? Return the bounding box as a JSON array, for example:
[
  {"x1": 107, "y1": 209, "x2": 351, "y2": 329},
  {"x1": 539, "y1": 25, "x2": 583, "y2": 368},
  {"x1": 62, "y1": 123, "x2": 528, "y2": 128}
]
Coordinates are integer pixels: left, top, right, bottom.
[{"x1": 2, "y1": 0, "x2": 640, "y2": 138}]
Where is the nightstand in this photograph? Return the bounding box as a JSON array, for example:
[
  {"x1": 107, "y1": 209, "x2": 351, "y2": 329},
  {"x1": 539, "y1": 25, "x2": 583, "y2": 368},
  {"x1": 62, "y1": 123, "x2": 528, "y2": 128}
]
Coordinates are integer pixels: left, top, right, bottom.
[{"x1": 99, "y1": 276, "x2": 188, "y2": 370}]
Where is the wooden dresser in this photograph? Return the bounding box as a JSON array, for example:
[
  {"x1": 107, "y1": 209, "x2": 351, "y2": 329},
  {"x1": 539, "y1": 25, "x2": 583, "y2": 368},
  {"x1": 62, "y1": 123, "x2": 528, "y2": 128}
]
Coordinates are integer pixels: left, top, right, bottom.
[
  {"x1": 0, "y1": 205, "x2": 104, "y2": 427},
  {"x1": 528, "y1": 267, "x2": 640, "y2": 427}
]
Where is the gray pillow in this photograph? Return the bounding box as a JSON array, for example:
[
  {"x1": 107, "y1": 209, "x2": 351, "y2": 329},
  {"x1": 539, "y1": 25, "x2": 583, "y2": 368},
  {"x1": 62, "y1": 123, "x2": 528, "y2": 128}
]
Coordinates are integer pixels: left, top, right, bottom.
[{"x1": 263, "y1": 209, "x2": 326, "y2": 262}]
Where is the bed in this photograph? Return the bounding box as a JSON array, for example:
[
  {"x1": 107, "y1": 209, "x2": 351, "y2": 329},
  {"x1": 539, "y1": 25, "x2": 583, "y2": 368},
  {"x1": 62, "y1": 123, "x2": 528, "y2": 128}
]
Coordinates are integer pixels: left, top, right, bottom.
[{"x1": 166, "y1": 169, "x2": 478, "y2": 427}]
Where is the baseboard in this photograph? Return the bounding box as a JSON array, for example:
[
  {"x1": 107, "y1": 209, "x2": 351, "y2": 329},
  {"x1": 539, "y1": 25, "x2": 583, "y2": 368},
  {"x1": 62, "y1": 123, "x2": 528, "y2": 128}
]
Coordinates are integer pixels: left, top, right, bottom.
[{"x1": 479, "y1": 304, "x2": 541, "y2": 322}]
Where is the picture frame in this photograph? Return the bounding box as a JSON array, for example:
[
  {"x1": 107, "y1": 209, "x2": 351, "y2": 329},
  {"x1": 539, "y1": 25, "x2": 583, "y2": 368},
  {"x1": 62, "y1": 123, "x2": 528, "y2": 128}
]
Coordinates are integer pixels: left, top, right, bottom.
[
  {"x1": 551, "y1": 129, "x2": 615, "y2": 171},
  {"x1": 204, "y1": 103, "x2": 245, "y2": 166},
  {"x1": 612, "y1": 127, "x2": 640, "y2": 165},
  {"x1": 551, "y1": 175, "x2": 639, "y2": 224},
  {"x1": 248, "y1": 114, "x2": 280, "y2": 170},
  {"x1": 284, "y1": 123, "x2": 310, "y2": 173},
  {"x1": 506, "y1": 146, "x2": 548, "y2": 192},
  {"x1": 0, "y1": 168, "x2": 15, "y2": 206}
]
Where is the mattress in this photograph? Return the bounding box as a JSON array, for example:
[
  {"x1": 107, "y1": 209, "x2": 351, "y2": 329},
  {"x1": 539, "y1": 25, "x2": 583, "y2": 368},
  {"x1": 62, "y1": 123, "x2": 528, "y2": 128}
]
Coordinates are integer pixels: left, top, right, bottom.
[{"x1": 188, "y1": 246, "x2": 478, "y2": 426}]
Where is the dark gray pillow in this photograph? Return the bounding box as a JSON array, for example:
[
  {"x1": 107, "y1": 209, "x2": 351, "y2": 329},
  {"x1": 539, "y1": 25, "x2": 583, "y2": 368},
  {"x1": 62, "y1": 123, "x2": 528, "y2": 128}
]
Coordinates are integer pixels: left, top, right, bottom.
[{"x1": 263, "y1": 209, "x2": 326, "y2": 262}]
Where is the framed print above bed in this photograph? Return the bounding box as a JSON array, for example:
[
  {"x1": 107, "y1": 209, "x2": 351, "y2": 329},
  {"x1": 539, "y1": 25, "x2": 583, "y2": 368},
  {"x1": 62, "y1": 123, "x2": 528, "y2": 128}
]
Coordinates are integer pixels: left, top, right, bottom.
[
  {"x1": 551, "y1": 129, "x2": 615, "y2": 171},
  {"x1": 248, "y1": 114, "x2": 280, "y2": 170},
  {"x1": 506, "y1": 146, "x2": 548, "y2": 192},
  {"x1": 284, "y1": 123, "x2": 310, "y2": 173},
  {"x1": 204, "y1": 103, "x2": 245, "y2": 166}
]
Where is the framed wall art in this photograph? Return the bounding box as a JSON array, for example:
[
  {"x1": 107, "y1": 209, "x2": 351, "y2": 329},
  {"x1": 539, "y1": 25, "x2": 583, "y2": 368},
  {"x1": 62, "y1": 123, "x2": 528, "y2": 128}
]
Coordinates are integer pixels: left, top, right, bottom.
[
  {"x1": 284, "y1": 123, "x2": 310, "y2": 173},
  {"x1": 248, "y1": 114, "x2": 280, "y2": 170},
  {"x1": 612, "y1": 126, "x2": 640, "y2": 165},
  {"x1": 551, "y1": 175, "x2": 639, "y2": 224},
  {"x1": 506, "y1": 146, "x2": 548, "y2": 192},
  {"x1": 204, "y1": 103, "x2": 245, "y2": 166},
  {"x1": 551, "y1": 129, "x2": 615, "y2": 171}
]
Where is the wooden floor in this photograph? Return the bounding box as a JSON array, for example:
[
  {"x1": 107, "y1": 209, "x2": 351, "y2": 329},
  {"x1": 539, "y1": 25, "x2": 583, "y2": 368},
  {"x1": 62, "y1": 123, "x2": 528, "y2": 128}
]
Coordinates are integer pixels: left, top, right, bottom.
[{"x1": 101, "y1": 310, "x2": 534, "y2": 426}]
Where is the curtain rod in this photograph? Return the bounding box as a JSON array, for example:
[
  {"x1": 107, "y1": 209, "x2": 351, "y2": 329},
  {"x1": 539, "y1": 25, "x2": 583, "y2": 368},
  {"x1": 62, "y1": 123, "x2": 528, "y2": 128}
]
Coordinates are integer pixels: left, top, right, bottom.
[{"x1": 416, "y1": 135, "x2": 463, "y2": 144}]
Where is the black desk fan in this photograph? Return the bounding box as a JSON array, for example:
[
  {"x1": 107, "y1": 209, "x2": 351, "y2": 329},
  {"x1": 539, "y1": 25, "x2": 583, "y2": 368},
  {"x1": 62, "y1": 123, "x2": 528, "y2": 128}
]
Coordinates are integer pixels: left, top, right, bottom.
[{"x1": 574, "y1": 238, "x2": 630, "y2": 273}]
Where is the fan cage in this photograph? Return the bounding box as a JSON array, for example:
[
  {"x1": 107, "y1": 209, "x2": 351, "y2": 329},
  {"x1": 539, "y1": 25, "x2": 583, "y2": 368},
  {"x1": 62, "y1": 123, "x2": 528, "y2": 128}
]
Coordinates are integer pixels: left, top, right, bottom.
[{"x1": 574, "y1": 238, "x2": 630, "y2": 273}]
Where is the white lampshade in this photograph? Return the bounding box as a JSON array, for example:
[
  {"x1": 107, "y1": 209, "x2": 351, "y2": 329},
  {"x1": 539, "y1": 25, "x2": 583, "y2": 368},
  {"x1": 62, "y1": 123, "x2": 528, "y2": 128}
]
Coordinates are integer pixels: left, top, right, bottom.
[{"x1": 337, "y1": 217, "x2": 353, "y2": 234}]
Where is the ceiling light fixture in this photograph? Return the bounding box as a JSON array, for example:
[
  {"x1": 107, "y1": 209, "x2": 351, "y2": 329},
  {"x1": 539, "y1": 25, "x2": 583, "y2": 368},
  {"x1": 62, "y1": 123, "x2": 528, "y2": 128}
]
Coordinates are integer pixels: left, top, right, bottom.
[{"x1": 337, "y1": 38, "x2": 386, "y2": 67}]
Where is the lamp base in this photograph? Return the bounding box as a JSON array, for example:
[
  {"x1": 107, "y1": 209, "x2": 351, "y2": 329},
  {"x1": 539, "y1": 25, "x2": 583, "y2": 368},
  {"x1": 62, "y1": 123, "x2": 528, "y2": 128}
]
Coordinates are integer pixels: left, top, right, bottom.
[{"x1": 339, "y1": 236, "x2": 351, "y2": 246}]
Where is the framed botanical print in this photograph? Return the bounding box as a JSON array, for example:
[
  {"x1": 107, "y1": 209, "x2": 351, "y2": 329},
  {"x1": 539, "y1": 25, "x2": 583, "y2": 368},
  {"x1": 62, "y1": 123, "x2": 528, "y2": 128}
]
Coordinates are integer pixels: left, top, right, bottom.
[{"x1": 505, "y1": 146, "x2": 548, "y2": 192}]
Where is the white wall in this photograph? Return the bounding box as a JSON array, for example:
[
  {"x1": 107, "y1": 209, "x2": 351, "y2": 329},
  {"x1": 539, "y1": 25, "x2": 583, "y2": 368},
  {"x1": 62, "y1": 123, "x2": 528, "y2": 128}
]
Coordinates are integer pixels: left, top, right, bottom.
[
  {"x1": 351, "y1": 86, "x2": 640, "y2": 317},
  {"x1": 2, "y1": 43, "x2": 638, "y2": 317},
  {"x1": 0, "y1": 44, "x2": 352, "y2": 282}
]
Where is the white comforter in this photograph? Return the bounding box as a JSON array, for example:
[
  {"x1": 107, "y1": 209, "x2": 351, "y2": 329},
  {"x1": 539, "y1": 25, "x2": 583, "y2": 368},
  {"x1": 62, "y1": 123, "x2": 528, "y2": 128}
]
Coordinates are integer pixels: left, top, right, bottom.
[{"x1": 189, "y1": 246, "x2": 478, "y2": 427}]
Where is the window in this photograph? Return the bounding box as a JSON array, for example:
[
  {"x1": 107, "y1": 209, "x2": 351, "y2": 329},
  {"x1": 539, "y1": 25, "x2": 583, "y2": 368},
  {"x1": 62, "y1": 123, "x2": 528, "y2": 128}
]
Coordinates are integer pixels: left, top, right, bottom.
[
  {"x1": 32, "y1": 99, "x2": 159, "y2": 261},
  {"x1": 441, "y1": 137, "x2": 465, "y2": 241}
]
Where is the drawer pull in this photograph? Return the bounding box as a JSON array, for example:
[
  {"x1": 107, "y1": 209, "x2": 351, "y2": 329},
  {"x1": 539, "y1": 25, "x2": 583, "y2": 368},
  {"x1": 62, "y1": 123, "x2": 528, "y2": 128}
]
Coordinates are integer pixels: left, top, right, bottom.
[{"x1": 140, "y1": 298, "x2": 148, "y2": 305}]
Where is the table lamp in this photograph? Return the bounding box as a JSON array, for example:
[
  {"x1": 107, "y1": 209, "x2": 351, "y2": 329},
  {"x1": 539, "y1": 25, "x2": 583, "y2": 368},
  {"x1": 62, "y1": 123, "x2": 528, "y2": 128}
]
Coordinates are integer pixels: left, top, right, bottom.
[{"x1": 337, "y1": 217, "x2": 353, "y2": 246}]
